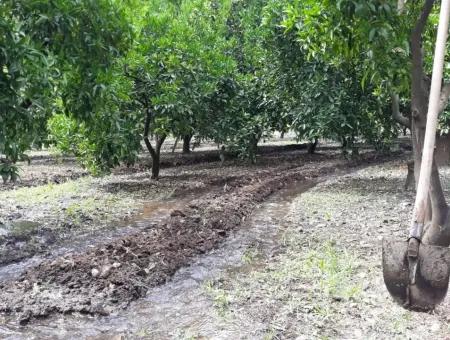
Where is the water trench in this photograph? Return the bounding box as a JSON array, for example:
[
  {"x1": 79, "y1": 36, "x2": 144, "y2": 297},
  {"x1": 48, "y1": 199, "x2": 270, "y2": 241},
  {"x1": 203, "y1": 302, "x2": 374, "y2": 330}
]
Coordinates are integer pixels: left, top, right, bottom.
[
  {"x1": 0, "y1": 179, "x2": 318, "y2": 339},
  {"x1": 0, "y1": 196, "x2": 191, "y2": 283}
]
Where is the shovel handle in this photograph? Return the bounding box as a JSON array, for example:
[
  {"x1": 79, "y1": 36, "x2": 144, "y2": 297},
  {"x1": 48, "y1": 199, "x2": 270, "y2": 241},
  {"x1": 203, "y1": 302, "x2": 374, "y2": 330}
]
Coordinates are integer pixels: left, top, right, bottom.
[{"x1": 410, "y1": 0, "x2": 450, "y2": 240}]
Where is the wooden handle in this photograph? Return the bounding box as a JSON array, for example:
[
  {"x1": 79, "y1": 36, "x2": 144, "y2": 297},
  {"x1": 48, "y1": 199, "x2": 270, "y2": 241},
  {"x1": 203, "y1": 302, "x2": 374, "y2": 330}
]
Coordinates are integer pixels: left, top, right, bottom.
[{"x1": 410, "y1": 0, "x2": 450, "y2": 239}]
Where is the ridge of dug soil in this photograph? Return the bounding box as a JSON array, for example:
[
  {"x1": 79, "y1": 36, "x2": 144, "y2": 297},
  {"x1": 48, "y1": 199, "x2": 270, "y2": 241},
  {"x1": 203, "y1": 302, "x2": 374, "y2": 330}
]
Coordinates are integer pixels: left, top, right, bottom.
[{"x1": 0, "y1": 153, "x2": 397, "y2": 324}]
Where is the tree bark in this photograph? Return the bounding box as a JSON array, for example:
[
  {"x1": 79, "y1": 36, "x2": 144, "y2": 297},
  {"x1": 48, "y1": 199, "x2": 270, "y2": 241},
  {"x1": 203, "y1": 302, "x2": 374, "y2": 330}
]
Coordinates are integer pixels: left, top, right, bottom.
[
  {"x1": 391, "y1": 93, "x2": 411, "y2": 128},
  {"x1": 171, "y1": 137, "x2": 179, "y2": 153},
  {"x1": 307, "y1": 138, "x2": 318, "y2": 154},
  {"x1": 409, "y1": 0, "x2": 450, "y2": 246},
  {"x1": 150, "y1": 135, "x2": 166, "y2": 179},
  {"x1": 410, "y1": 0, "x2": 435, "y2": 220},
  {"x1": 422, "y1": 161, "x2": 450, "y2": 245},
  {"x1": 143, "y1": 108, "x2": 166, "y2": 180},
  {"x1": 182, "y1": 135, "x2": 192, "y2": 154},
  {"x1": 249, "y1": 133, "x2": 260, "y2": 164}
]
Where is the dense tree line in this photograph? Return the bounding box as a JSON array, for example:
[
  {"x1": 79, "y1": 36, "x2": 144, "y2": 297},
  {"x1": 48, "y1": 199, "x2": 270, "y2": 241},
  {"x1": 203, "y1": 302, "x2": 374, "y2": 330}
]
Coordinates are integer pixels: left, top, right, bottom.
[{"x1": 2, "y1": 0, "x2": 450, "y2": 183}]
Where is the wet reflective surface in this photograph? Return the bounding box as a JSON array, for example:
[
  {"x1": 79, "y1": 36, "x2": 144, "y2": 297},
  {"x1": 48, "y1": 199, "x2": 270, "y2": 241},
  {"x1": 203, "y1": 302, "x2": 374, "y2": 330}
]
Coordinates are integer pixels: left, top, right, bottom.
[
  {"x1": 0, "y1": 180, "x2": 316, "y2": 339},
  {"x1": 0, "y1": 197, "x2": 189, "y2": 283}
]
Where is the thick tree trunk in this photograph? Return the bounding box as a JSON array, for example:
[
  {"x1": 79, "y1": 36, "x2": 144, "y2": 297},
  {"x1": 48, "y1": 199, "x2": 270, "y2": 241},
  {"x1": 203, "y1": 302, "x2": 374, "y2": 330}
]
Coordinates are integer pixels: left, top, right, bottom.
[
  {"x1": 422, "y1": 161, "x2": 450, "y2": 245},
  {"x1": 151, "y1": 151, "x2": 160, "y2": 179},
  {"x1": 307, "y1": 138, "x2": 318, "y2": 154},
  {"x1": 182, "y1": 135, "x2": 192, "y2": 154},
  {"x1": 409, "y1": 0, "x2": 450, "y2": 246}
]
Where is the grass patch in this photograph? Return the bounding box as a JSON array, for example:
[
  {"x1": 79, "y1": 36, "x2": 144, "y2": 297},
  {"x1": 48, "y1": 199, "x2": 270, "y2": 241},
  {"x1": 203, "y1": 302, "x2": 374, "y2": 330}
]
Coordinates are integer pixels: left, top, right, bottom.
[
  {"x1": 216, "y1": 239, "x2": 363, "y2": 337},
  {"x1": 303, "y1": 241, "x2": 362, "y2": 300},
  {"x1": 241, "y1": 245, "x2": 260, "y2": 265},
  {"x1": 0, "y1": 178, "x2": 90, "y2": 206},
  {"x1": 204, "y1": 280, "x2": 230, "y2": 317},
  {"x1": 0, "y1": 176, "x2": 138, "y2": 233}
]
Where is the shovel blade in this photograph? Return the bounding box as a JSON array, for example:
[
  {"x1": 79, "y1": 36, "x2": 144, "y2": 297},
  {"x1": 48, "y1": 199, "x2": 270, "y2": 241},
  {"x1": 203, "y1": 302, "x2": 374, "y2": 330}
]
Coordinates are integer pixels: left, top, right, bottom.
[{"x1": 382, "y1": 238, "x2": 450, "y2": 310}]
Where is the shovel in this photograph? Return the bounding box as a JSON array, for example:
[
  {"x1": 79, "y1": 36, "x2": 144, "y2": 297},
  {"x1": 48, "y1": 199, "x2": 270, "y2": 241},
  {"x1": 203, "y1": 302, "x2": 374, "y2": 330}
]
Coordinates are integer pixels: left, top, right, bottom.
[{"x1": 382, "y1": 0, "x2": 450, "y2": 311}]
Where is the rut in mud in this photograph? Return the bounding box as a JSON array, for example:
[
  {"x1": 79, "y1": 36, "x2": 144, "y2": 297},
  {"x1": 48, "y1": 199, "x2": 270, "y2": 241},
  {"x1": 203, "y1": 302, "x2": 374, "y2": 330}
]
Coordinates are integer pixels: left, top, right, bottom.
[{"x1": 0, "y1": 152, "x2": 396, "y2": 324}]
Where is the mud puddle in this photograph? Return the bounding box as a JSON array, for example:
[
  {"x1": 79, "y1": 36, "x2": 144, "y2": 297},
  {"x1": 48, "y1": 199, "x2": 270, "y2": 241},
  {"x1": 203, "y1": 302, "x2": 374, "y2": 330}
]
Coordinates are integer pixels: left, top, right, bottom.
[
  {"x1": 0, "y1": 179, "x2": 319, "y2": 339},
  {"x1": 0, "y1": 197, "x2": 192, "y2": 283}
]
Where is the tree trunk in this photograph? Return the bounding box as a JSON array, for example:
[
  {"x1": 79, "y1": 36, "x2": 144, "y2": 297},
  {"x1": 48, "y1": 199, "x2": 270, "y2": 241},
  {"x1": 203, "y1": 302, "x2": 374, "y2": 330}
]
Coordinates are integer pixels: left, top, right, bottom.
[
  {"x1": 151, "y1": 151, "x2": 160, "y2": 179},
  {"x1": 182, "y1": 135, "x2": 192, "y2": 154},
  {"x1": 422, "y1": 161, "x2": 450, "y2": 245},
  {"x1": 171, "y1": 136, "x2": 179, "y2": 153},
  {"x1": 307, "y1": 138, "x2": 318, "y2": 154},
  {"x1": 143, "y1": 108, "x2": 166, "y2": 180},
  {"x1": 247, "y1": 133, "x2": 260, "y2": 165},
  {"x1": 409, "y1": 0, "x2": 450, "y2": 246},
  {"x1": 404, "y1": 160, "x2": 415, "y2": 190}
]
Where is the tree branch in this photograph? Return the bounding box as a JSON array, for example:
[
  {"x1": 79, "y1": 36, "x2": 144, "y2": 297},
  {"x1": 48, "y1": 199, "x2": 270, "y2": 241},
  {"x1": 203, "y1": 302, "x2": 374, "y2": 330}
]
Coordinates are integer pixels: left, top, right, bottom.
[
  {"x1": 412, "y1": 0, "x2": 436, "y2": 39},
  {"x1": 411, "y1": 0, "x2": 436, "y2": 96},
  {"x1": 397, "y1": 0, "x2": 405, "y2": 14},
  {"x1": 156, "y1": 134, "x2": 167, "y2": 154},
  {"x1": 143, "y1": 108, "x2": 157, "y2": 159},
  {"x1": 439, "y1": 82, "x2": 450, "y2": 113},
  {"x1": 391, "y1": 93, "x2": 410, "y2": 128}
]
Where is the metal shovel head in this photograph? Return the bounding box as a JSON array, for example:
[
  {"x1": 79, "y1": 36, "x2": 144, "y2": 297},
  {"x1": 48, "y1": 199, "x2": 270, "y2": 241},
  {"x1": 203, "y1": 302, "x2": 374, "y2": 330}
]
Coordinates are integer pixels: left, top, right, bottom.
[{"x1": 382, "y1": 238, "x2": 450, "y2": 310}]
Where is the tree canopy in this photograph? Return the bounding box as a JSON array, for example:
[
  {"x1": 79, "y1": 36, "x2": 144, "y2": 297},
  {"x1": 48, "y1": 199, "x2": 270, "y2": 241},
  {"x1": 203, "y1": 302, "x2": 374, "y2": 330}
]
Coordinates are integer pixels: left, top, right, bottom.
[{"x1": 2, "y1": 0, "x2": 450, "y2": 180}]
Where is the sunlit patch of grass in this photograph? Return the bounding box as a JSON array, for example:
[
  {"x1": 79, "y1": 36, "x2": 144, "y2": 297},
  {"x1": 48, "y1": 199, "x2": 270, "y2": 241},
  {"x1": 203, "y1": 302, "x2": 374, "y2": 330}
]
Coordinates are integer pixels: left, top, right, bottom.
[
  {"x1": 217, "y1": 239, "x2": 363, "y2": 336},
  {"x1": 0, "y1": 178, "x2": 90, "y2": 205},
  {"x1": 0, "y1": 176, "x2": 137, "y2": 232},
  {"x1": 135, "y1": 327, "x2": 153, "y2": 338},
  {"x1": 303, "y1": 241, "x2": 362, "y2": 300},
  {"x1": 262, "y1": 328, "x2": 277, "y2": 340}
]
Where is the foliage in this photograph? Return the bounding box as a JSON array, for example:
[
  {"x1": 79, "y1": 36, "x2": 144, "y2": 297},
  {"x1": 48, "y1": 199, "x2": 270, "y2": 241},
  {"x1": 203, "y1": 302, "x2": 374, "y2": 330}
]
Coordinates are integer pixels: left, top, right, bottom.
[
  {"x1": 126, "y1": 0, "x2": 235, "y2": 141},
  {"x1": 261, "y1": 0, "x2": 409, "y2": 148},
  {"x1": 0, "y1": 1, "x2": 55, "y2": 169},
  {"x1": 3, "y1": 0, "x2": 443, "y2": 179}
]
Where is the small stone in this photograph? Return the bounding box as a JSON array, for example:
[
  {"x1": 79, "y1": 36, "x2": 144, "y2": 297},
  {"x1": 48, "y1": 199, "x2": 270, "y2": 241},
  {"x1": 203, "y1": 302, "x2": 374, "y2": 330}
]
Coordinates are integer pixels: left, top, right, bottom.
[
  {"x1": 91, "y1": 268, "x2": 100, "y2": 278},
  {"x1": 332, "y1": 296, "x2": 343, "y2": 302},
  {"x1": 112, "y1": 262, "x2": 121, "y2": 268},
  {"x1": 431, "y1": 322, "x2": 440, "y2": 332},
  {"x1": 100, "y1": 265, "x2": 112, "y2": 278}
]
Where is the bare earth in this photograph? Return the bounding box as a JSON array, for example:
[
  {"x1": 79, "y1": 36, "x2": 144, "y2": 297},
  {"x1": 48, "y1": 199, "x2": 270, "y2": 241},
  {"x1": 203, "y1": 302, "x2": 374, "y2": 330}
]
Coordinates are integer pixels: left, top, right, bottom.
[{"x1": 2, "y1": 143, "x2": 447, "y2": 339}]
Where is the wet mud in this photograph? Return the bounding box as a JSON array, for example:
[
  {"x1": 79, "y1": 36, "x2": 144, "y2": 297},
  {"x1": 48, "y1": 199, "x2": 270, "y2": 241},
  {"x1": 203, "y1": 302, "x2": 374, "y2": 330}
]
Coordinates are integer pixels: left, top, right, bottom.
[
  {"x1": 0, "y1": 151, "x2": 399, "y2": 325},
  {"x1": 0, "y1": 177, "x2": 319, "y2": 339}
]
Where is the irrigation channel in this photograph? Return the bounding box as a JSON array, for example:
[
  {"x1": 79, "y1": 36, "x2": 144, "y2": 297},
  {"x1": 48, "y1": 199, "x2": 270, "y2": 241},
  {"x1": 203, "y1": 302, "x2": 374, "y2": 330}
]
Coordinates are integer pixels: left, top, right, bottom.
[{"x1": 0, "y1": 177, "x2": 323, "y2": 339}]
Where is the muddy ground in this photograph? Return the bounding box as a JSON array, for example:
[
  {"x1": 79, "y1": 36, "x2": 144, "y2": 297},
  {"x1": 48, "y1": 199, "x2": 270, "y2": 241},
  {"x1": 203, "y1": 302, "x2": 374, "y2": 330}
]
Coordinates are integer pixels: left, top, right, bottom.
[
  {"x1": 4, "y1": 157, "x2": 450, "y2": 339},
  {"x1": 0, "y1": 140, "x2": 396, "y2": 326},
  {"x1": 0, "y1": 141, "x2": 316, "y2": 266},
  {"x1": 198, "y1": 162, "x2": 450, "y2": 339}
]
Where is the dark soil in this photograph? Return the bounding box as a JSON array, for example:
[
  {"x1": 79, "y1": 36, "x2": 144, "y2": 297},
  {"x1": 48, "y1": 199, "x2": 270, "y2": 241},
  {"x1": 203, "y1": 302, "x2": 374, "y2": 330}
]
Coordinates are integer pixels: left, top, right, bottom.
[
  {"x1": 0, "y1": 151, "x2": 400, "y2": 325},
  {"x1": 0, "y1": 145, "x2": 338, "y2": 268}
]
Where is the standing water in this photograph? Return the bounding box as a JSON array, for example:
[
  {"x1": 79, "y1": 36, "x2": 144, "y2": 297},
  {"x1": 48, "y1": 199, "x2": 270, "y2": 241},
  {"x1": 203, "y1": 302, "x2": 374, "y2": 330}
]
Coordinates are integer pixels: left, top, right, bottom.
[{"x1": 0, "y1": 180, "x2": 317, "y2": 339}]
